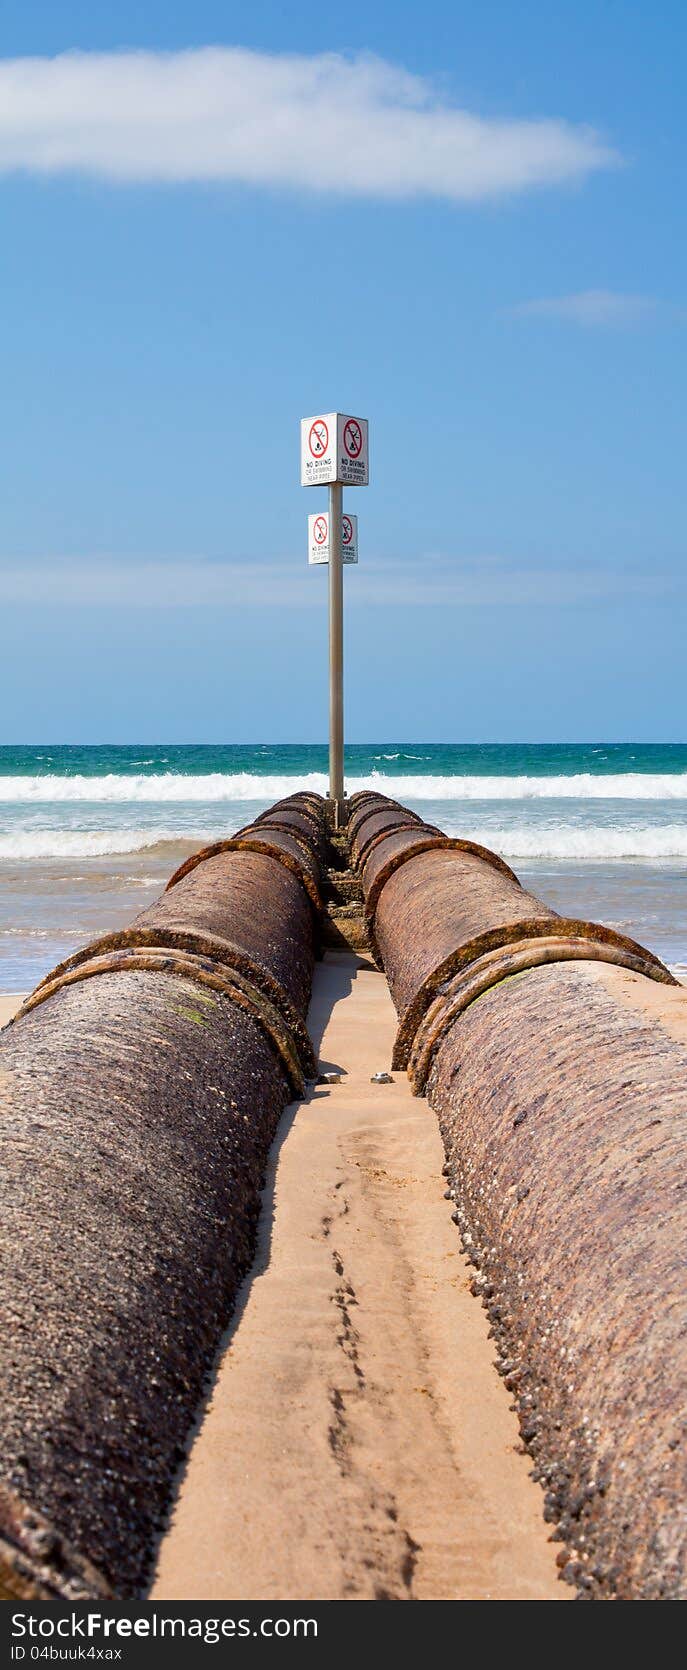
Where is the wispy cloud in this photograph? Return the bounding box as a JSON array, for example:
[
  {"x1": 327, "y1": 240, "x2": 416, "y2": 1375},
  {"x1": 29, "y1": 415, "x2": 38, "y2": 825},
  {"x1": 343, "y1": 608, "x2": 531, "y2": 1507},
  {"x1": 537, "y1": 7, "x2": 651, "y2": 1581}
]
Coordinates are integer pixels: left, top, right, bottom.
[
  {"x1": 0, "y1": 558, "x2": 676, "y2": 609},
  {"x1": 510, "y1": 289, "x2": 655, "y2": 325},
  {"x1": 0, "y1": 47, "x2": 618, "y2": 200}
]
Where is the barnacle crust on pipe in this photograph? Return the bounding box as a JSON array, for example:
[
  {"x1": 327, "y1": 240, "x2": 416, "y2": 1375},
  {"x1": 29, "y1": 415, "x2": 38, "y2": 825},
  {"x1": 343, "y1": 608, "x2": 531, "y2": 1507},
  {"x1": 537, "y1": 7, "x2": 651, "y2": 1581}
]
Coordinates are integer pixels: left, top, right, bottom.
[
  {"x1": 357, "y1": 793, "x2": 685, "y2": 1599},
  {"x1": 429, "y1": 962, "x2": 687, "y2": 1600}
]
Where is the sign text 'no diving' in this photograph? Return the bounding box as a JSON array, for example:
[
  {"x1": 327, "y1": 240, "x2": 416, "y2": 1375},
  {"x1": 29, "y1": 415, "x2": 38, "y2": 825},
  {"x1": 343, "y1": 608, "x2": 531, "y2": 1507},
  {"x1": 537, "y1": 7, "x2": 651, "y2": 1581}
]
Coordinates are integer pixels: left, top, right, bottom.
[{"x1": 300, "y1": 412, "x2": 369, "y2": 488}]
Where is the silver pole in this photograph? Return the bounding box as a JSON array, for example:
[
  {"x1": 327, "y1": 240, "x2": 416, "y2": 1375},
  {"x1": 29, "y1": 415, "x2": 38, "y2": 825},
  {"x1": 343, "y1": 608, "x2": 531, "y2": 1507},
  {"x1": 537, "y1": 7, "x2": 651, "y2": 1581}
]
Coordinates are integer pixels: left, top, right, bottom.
[{"x1": 328, "y1": 480, "x2": 344, "y2": 818}]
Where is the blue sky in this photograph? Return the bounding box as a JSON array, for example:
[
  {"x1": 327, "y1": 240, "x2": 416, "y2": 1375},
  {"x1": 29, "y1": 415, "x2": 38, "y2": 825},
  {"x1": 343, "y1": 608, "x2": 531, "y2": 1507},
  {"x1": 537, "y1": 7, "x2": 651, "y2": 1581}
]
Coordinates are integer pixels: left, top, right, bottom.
[{"x1": 0, "y1": 1, "x2": 685, "y2": 742}]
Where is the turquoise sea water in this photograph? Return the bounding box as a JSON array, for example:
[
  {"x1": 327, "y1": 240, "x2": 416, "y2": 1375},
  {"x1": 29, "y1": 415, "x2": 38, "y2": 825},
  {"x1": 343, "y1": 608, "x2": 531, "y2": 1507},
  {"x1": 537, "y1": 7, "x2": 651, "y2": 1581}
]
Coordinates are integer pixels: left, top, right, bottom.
[
  {"x1": 2, "y1": 740, "x2": 686, "y2": 781},
  {"x1": 0, "y1": 742, "x2": 685, "y2": 989}
]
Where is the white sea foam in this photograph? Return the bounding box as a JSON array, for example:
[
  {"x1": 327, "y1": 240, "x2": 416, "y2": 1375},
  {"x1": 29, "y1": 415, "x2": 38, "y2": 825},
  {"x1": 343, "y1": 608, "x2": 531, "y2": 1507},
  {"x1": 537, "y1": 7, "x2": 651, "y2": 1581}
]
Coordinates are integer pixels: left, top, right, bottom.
[
  {"x1": 0, "y1": 830, "x2": 190, "y2": 859},
  {"x1": 0, "y1": 770, "x2": 687, "y2": 803},
  {"x1": 386, "y1": 773, "x2": 687, "y2": 802},
  {"x1": 443, "y1": 825, "x2": 687, "y2": 860},
  {"x1": 0, "y1": 824, "x2": 685, "y2": 861},
  {"x1": 0, "y1": 772, "x2": 328, "y2": 803}
]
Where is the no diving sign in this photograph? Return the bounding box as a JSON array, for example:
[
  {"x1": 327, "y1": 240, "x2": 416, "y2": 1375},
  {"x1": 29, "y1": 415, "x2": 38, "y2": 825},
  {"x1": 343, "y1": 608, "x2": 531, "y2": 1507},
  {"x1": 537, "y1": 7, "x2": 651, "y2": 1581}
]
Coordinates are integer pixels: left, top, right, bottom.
[
  {"x1": 301, "y1": 412, "x2": 369, "y2": 486},
  {"x1": 309, "y1": 419, "x2": 329, "y2": 460},
  {"x1": 343, "y1": 418, "x2": 363, "y2": 461},
  {"x1": 308, "y1": 511, "x2": 358, "y2": 565}
]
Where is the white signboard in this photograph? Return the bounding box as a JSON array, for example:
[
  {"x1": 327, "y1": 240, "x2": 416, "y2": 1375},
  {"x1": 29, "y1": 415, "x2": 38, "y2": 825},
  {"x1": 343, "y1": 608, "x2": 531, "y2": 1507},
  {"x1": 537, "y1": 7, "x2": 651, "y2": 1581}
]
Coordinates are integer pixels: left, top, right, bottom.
[
  {"x1": 308, "y1": 511, "x2": 358, "y2": 565},
  {"x1": 300, "y1": 412, "x2": 369, "y2": 487}
]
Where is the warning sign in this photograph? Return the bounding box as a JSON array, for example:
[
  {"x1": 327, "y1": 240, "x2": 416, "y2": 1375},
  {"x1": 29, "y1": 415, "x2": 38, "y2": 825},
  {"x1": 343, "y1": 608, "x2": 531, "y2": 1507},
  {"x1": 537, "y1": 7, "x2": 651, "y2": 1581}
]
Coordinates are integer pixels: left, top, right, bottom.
[
  {"x1": 301, "y1": 412, "x2": 337, "y2": 486},
  {"x1": 309, "y1": 419, "x2": 329, "y2": 459},
  {"x1": 343, "y1": 419, "x2": 363, "y2": 459},
  {"x1": 337, "y1": 413, "x2": 368, "y2": 484},
  {"x1": 301, "y1": 413, "x2": 369, "y2": 486},
  {"x1": 308, "y1": 512, "x2": 358, "y2": 565}
]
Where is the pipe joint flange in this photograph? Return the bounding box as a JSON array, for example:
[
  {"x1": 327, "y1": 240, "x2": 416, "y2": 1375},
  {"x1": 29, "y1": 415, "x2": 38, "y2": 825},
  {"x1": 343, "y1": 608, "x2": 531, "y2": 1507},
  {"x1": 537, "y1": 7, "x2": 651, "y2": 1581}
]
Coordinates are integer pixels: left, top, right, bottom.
[
  {"x1": 15, "y1": 947, "x2": 307, "y2": 1097},
  {"x1": 362, "y1": 834, "x2": 520, "y2": 940},
  {"x1": 393, "y1": 917, "x2": 676, "y2": 1072},
  {"x1": 166, "y1": 836, "x2": 322, "y2": 914},
  {"x1": 0, "y1": 1484, "x2": 112, "y2": 1602}
]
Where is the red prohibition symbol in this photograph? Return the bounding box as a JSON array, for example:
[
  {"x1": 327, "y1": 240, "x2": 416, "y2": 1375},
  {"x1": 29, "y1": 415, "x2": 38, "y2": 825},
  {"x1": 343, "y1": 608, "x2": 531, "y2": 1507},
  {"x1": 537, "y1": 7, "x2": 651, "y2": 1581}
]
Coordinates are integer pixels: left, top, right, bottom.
[
  {"x1": 313, "y1": 515, "x2": 328, "y2": 545},
  {"x1": 309, "y1": 419, "x2": 329, "y2": 458},
  {"x1": 342, "y1": 516, "x2": 353, "y2": 545},
  {"x1": 343, "y1": 419, "x2": 363, "y2": 459}
]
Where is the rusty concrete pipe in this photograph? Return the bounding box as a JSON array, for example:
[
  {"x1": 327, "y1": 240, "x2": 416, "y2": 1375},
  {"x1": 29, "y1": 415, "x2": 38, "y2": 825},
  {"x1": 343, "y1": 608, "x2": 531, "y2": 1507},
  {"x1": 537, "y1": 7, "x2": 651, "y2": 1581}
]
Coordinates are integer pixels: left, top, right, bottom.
[
  {"x1": 361, "y1": 826, "x2": 520, "y2": 956},
  {"x1": 252, "y1": 804, "x2": 325, "y2": 838},
  {"x1": 32, "y1": 845, "x2": 320, "y2": 1076},
  {"x1": 230, "y1": 826, "x2": 324, "y2": 913},
  {"x1": 268, "y1": 791, "x2": 326, "y2": 815},
  {"x1": 277, "y1": 793, "x2": 328, "y2": 823},
  {"x1": 253, "y1": 796, "x2": 327, "y2": 838},
  {"x1": 349, "y1": 807, "x2": 428, "y2": 871},
  {"x1": 167, "y1": 825, "x2": 323, "y2": 917},
  {"x1": 344, "y1": 789, "x2": 390, "y2": 828},
  {"x1": 347, "y1": 789, "x2": 379, "y2": 808},
  {"x1": 248, "y1": 807, "x2": 329, "y2": 867},
  {"x1": 406, "y1": 929, "x2": 675, "y2": 1094},
  {"x1": 346, "y1": 794, "x2": 416, "y2": 846},
  {"x1": 365, "y1": 836, "x2": 673, "y2": 1070},
  {"x1": 359, "y1": 796, "x2": 685, "y2": 1598},
  {"x1": 0, "y1": 1485, "x2": 114, "y2": 1602},
  {"x1": 168, "y1": 792, "x2": 327, "y2": 900},
  {"x1": 263, "y1": 792, "x2": 328, "y2": 834},
  {"x1": 346, "y1": 794, "x2": 405, "y2": 842},
  {"x1": 428, "y1": 963, "x2": 687, "y2": 1599},
  {"x1": 0, "y1": 798, "x2": 325, "y2": 1599}
]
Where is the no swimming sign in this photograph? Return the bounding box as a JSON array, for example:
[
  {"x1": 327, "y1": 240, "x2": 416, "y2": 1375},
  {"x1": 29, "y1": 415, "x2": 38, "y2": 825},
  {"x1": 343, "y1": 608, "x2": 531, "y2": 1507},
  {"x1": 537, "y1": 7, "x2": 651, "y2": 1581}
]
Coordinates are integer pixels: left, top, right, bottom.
[{"x1": 300, "y1": 412, "x2": 369, "y2": 486}]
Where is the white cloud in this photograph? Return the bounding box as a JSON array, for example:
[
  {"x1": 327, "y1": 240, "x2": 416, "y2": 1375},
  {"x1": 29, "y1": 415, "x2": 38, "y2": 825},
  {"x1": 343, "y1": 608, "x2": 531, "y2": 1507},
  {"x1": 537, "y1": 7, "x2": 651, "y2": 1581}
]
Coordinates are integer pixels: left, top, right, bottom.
[
  {"x1": 510, "y1": 289, "x2": 654, "y2": 324},
  {"x1": 0, "y1": 557, "x2": 675, "y2": 609},
  {"x1": 0, "y1": 47, "x2": 618, "y2": 200}
]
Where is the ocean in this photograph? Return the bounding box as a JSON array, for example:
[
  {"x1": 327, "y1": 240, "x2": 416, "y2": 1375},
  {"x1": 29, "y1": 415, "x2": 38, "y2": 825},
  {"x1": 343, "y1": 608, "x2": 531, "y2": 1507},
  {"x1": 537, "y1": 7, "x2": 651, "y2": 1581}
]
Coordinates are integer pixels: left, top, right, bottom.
[{"x1": 0, "y1": 742, "x2": 685, "y2": 991}]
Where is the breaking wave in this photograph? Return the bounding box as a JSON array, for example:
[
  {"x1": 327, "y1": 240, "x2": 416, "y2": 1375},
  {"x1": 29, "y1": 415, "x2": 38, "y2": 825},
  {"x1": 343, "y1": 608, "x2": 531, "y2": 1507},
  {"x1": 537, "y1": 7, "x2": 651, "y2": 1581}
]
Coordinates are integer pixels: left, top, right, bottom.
[
  {"x1": 0, "y1": 770, "x2": 686, "y2": 802},
  {"x1": 0, "y1": 830, "x2": 198, "y2": 859},
  {"x1": 1, "y1": 824, "x2": 686, "y2": 862},
  {"x1": 446, "y1": 826, "x2": 687, "y2": 860}
]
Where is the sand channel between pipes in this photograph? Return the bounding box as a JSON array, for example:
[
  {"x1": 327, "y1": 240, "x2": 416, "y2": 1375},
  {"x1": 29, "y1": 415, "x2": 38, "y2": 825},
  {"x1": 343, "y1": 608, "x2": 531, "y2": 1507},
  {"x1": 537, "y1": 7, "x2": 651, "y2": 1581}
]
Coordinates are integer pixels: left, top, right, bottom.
[{"x1": 150, "y1": 952, "x2": 565, "y2": 1601}]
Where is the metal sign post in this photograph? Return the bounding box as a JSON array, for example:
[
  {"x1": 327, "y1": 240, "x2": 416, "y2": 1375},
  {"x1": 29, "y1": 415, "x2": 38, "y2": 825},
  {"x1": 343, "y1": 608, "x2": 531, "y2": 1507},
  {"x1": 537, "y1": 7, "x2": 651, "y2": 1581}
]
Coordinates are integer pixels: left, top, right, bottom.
[
  {"x1": 301, "y1": 412, "x2": 369, "y2": 822},
  {"x1": 328, "y1": 479, "x2": 344, "y2": 808}
]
